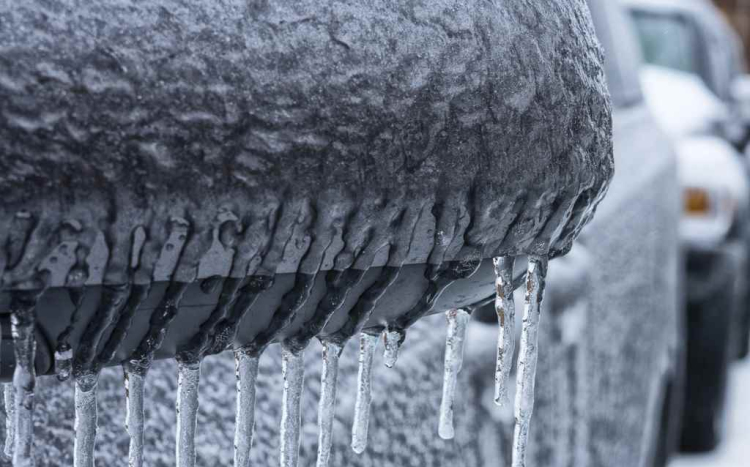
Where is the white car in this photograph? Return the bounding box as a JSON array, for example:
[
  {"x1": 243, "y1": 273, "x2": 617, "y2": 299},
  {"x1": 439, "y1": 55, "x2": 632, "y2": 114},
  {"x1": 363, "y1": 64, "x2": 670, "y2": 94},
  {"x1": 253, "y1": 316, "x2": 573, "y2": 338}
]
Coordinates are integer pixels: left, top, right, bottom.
[
  {"x1": 628, "y1": 0, "x2": 750, "y2": 452},
  {"x1": 641, "y1": 65, "x2": 749, "y2": 250}
]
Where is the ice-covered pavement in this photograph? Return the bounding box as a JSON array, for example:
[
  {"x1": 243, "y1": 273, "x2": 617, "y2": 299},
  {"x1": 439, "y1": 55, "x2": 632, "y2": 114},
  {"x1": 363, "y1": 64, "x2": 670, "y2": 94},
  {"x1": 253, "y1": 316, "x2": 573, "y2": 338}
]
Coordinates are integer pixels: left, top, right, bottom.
[{"x1": 670, "y1": 359, "x2": 750, "y2": 467}]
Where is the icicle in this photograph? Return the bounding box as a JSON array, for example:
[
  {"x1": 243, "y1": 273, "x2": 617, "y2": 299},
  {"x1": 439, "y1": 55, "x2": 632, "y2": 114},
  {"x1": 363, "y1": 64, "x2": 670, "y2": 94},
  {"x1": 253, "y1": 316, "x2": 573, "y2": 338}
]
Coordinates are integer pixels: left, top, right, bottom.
[
  {"x1": 11, "y1": 291, "x2": 40, "y2": 467},
  {"x1": 176, "y1": 361, "x2": 201, "y2": 467},
  {"x1": 3, "y1": 384, "x2": 14, "y2": 458},
  {"x1": 124, "y1": 369, "x2": 145, "y2": 467},
  {"x1": 494, "y1": 256, "x2": 517, "y2": 407},
  {"x1": 234, "y1": 350, "x2": 260, "y2": 467},
  {"x1": 438, "y1": 308, "x2": 471, "y2": 440},
  {"x1": 74, "y1": 375, "x2": 99, "y2": 467},
  {"x1": 316, "y1": 341, "x2": 342, "y2": 467},
  {"x1": 512, "y1": 255, "x2": 548, "y2": 467},
  {"x1": 382, "y1": 329, "x2": 404, "y2": 368},
  {"x1": 351, "y1": 333, "x2": 377, "y2": 454},
  {"x1": 280, "y1": 348, "x2": 305, "y2": 467}
]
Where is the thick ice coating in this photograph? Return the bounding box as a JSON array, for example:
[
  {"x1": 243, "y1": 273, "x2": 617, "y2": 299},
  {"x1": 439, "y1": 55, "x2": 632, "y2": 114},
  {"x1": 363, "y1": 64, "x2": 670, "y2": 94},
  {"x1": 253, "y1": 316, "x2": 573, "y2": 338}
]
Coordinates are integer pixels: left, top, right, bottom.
[
  {"x1": 0, "y1": 1, "x2": 612, "y2": 464},
  {"x1": 0, "y1": 0, "x2": 612, "y2": 294}
]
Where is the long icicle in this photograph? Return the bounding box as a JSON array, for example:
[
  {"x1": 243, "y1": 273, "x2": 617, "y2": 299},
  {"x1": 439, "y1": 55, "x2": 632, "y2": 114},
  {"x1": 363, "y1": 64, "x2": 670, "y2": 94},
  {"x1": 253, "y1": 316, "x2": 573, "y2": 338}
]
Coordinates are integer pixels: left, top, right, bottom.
[
  {"x1": 315, "y1": 341, "x2": 343, "y2": 467},
  {"x1": 124, "y1": 370, "x2": 145, "y2": 467},
  {"x1": 438, "y1": 308, "x2": 471, "y2": 440},
  {"x1": 351, "y1": 333, "x2": 378, "y2": 454},
  {"x1": 121, "y1": 217, "x2": 190, "y2": 467},
  {"x1": 176, "y1": 361, "x2": 201, "y2": 467},
  {"x1": 512, "y1": 255, "x2": 548, "y2": 467},
  {"x1": 234, "y1": 350, "x2": 260, "y2": 467},
  {"x1": 4, "y1": 384, "x2": 14, "y2": 458},
  {"x1": 280, "y1": 348, "x2": 305, "y2": 467},
  {"x1": 72, "y1": 283, "x2": 131, "y2": 467},
  {"x1": 11, "y1": 290, "x2": 43, "y2": 467},
  {"x1": 74, "y1": 375, "x2": 99, "y2": 467},
  {"x1": 494, "y1": 256, "x2": 517, "y2": 406}
]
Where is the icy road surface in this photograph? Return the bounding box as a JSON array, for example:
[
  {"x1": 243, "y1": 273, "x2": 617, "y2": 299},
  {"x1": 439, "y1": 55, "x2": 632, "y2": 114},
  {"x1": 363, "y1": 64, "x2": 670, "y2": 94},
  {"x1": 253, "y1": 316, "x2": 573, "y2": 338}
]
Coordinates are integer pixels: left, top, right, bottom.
[{"x1": 670, "y1": 359, "x2": 750, "y2": 467}]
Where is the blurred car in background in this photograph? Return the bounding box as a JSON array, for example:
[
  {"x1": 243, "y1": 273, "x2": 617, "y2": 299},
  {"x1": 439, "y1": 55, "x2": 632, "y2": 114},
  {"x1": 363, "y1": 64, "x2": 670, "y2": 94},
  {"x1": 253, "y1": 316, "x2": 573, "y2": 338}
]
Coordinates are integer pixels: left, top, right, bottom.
[
  {"x1": 625, "y1": 0, "x2": 750, "y2": 453},
  {"x1": 469, "y1": 0, "x2": 683, "y2": 466},
  {"x1": 627, "y1": 0, "x2": 748, "y2": 145}
]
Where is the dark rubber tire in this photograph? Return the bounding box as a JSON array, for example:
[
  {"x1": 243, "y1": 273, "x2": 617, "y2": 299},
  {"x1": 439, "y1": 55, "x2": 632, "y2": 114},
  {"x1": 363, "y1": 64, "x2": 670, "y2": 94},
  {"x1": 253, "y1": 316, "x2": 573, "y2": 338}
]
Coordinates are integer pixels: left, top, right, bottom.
[
  {"x1": 735, "y1": 301, "x2": 750, "y2": 360},
  {"x1": 651, "y1": 307, "x2": 686, "y2": 467},
  {"x1": 679, "y1": 259, "x2": 733, "y2": 453}
]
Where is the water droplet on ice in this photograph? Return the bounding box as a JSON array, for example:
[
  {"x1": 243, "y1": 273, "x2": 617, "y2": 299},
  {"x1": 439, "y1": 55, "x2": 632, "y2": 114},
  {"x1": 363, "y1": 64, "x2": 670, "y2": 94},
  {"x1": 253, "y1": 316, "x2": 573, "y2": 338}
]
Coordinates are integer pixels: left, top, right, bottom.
[
  {"x1": 382, "y1": 329, "x2": 404, "y2": 368},
  {"x1": 55, "y1": 347, "x2": 73, "y2": 382}
]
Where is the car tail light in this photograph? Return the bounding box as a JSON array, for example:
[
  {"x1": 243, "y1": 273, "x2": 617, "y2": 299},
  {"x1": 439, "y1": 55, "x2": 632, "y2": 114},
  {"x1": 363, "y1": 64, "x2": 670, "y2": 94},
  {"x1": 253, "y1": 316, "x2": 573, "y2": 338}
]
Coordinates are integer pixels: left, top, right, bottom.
[{"x1": 684, "y1": 187, "x2": 711, "y2": 215}]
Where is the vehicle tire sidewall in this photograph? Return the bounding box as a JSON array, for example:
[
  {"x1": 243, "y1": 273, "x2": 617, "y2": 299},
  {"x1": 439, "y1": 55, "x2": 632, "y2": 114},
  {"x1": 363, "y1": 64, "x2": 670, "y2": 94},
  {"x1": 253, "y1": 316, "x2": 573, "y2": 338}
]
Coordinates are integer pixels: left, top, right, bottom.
[{"x1": 679, "y1": 254, "x2": 734, "y2": 452}]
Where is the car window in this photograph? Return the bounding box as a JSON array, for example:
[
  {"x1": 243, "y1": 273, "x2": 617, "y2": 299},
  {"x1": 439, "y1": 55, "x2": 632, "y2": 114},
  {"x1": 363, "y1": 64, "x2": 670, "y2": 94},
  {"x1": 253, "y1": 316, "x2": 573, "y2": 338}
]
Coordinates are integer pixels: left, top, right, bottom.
[
  {"x1": 586, "y1": 0, "x2": 644, "y2": 108},
  {"x1": 628, "y1": 5, "x2": 745, "y2": 103},
  {"x1": 699, "y1": 13, "x2": 745, "y2": 101},
  {"x1": 630, "y1": 12, "x2": 699, "y2": 75}
]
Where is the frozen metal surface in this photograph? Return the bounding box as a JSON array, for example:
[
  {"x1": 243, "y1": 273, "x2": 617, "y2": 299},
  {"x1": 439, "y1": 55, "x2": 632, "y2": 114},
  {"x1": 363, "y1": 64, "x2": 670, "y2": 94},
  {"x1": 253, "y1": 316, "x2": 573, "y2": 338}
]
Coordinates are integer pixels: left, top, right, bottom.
[
  {"x1": 0, "y1": 0, "x2": 614, "y2": 395},
  {"x1": 0, "y1": 0, "x2": 613, "y2": 291}
]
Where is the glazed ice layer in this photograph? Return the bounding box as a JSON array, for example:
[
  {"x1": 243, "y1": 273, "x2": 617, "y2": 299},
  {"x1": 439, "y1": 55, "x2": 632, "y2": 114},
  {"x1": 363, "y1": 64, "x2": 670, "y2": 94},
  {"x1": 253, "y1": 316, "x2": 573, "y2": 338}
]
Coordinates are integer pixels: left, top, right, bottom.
[{"x1": 0, "y1": 0, "x2": 612, "y2": 288}]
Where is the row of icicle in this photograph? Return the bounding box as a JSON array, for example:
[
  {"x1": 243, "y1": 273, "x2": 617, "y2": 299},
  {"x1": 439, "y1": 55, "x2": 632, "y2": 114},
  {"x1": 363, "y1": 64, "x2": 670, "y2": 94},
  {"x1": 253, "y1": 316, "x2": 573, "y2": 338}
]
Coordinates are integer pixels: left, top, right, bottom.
[{"x1": 1, "y1": 254, "x2": 547, "y2": 467}]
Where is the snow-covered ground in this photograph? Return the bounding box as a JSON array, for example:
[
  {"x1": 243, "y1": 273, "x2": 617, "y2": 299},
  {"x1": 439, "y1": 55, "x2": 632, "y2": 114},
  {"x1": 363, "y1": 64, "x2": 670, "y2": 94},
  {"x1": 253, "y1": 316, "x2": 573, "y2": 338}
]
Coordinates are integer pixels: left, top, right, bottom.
[{"x1": 670, "y1": 359, "x2": 750, "y2": 467}]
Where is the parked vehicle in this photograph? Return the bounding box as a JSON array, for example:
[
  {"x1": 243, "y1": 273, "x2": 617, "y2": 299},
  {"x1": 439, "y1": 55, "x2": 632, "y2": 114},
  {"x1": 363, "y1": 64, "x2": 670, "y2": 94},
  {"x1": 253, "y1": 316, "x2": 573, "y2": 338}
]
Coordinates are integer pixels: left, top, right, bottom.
[
  {"x1": 625, "y1": 0, "x2": 750, "y2": 453},
  {"x1": 627, "y1": 0, "x2": 748, "y2": 146}
]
